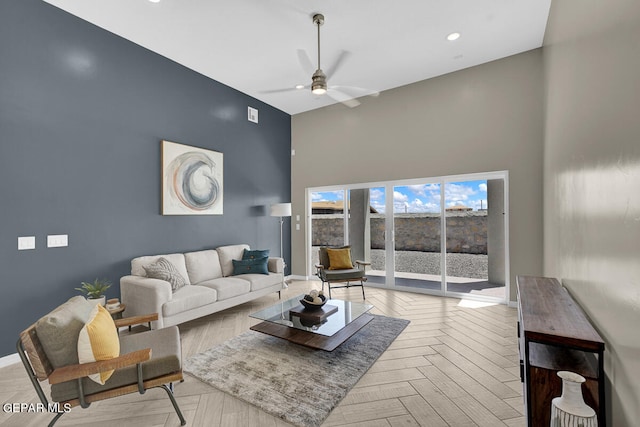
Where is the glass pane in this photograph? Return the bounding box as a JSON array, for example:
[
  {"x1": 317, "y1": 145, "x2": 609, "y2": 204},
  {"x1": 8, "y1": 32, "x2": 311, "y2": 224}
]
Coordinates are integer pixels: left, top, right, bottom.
[
  {"x1": 311, "y1": 190, "x2": 345, "y2": 269},
  {"x1": 249, "y1": 294, "x2": 373, "y2": 337},
  {"x1": 393, "y1": 183, "x2": 442, "y2": 291},
  {"x1": 444, "y1": 179, "x2": 504, "y2": 298}
]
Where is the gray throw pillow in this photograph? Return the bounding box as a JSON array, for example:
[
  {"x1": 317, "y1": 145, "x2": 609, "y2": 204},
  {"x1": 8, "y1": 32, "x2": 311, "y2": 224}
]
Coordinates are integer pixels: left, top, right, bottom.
[{"x1": 144, "y1": 257, "x2": 187, "y2": 292}]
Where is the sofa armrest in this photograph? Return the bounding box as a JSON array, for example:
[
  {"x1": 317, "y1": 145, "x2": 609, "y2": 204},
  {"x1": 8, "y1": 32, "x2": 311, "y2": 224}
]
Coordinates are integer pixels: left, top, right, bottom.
[
  {"x1": 120, "y1": 276, "x2": 172, "y2": 329},
  {"x1": 268, "y1": 257, "x2": 284, "y2": 274}
]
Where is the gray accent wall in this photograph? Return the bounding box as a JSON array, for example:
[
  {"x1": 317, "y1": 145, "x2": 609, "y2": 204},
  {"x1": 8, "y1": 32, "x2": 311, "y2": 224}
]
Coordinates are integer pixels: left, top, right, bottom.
[
  {"x1": 0, "y1": 0, "x2": 290, "y2": 357},
  {"x1": 291, "y1": 50, "x2": 544, "y2": 302},
  {"x1": 543, "y1": 1, "x2": 640, "y2": 425}
]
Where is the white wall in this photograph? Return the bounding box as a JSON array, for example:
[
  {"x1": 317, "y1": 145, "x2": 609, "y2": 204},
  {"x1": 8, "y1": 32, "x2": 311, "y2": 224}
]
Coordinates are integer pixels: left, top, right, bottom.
[
  {"x1": 543, "y1": 1, "x2": 640, "y2": 425},
  {"x1": 291, "y1": 50, "x2": 544, "y2": 302}
]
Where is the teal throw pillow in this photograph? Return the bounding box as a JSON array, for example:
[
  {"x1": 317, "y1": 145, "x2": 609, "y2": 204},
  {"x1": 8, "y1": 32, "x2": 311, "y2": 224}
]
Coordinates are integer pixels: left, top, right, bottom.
[
  {"x1": 243, "y1": 249, "x2": 270, "y2": 260},
  {"x1": 232, "y1": 256, "x2": 269, "y2": 275}
]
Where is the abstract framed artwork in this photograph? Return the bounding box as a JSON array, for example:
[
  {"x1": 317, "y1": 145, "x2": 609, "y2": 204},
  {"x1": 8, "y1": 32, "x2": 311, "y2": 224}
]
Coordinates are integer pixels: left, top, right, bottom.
[{"x1": 161, "y1": 140, "x2": 223, "y2": 215}]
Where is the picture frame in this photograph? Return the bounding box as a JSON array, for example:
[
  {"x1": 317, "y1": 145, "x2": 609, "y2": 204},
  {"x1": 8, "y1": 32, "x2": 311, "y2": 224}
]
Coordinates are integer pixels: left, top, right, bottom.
[{"x1": 161, "y1": 140, "x2": 223, "y2": 215}]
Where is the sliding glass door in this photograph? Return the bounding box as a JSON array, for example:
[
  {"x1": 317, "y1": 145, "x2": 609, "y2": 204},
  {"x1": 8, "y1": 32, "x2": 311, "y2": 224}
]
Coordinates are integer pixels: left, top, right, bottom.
[
  {"x1": 391, "y1": 182, "x2": 442, "y2": 291},
  {"x1": 308, "y1": 171, "x2": 508, "y2": 302}
]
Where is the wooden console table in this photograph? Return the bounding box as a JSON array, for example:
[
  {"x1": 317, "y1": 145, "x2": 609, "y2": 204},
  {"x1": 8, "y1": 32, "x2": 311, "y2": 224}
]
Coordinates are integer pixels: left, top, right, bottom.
[{"x1": 516, "y1": 276, "x2": 605, "y2": 426}]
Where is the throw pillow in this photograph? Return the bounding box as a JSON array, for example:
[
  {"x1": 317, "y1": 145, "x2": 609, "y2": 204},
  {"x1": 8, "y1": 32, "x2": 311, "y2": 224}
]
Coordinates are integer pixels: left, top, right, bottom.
[
  {"x1": 327, "y1": 247, "x2": 354, "y2": 270},
  {"x1": 144, "y1": 257, "x2": 187, "y2": 292},
  {"x1": 242, "y1": 248, "x2": 270, "y2": 260},
  {"x1": 232, "y1": 256, "x2": 269, "y2": 275},
  {"x1": 77, "y1": 304, "x2": 120, "y2": 385},
  {"x1": 319, "y1": 245, "x2": 350, "y2": 269}
]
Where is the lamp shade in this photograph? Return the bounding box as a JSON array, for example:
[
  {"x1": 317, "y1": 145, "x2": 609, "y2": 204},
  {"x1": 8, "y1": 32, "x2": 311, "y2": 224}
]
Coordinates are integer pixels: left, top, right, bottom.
[{"x1": 270, "y1": 203, "x2": 291, "y2": 217}]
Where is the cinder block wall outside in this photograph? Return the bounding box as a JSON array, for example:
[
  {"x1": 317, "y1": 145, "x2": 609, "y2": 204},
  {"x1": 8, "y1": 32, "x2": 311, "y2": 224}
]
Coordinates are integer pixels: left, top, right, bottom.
[{"x1": 312, "y1": 212, "x2": 487, "y2": 255}]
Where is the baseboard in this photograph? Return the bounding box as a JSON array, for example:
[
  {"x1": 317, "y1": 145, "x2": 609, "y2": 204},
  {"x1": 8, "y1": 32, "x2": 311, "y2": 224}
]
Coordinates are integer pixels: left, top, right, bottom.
[{"x1": 0, "y1": 352, "x2": 20, "y2": 368}]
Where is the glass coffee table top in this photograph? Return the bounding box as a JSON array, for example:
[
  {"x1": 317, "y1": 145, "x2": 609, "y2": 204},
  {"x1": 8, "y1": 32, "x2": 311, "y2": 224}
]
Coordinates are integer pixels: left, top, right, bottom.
[{"x1": 250, "y1": 294, "x2": 373, "y2": 337}]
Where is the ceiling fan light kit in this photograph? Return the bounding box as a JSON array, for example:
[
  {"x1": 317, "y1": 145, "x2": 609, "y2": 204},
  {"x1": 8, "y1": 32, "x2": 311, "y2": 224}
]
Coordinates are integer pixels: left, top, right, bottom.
[{"x1": 311, "y1": 69, "x2": 327, "y2": 95}]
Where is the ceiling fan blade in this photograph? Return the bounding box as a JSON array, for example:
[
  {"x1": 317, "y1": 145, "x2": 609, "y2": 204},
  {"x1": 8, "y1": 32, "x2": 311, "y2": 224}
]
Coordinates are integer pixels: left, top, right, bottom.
[
  {"x1": 296, "y1": 49, "x2": 314, "y2": 75},
  {"x1": 259, "y1": 87, "x2": 300, "y2": 94},
  {"x1": 333, "y1": 85, "x2": 380, "y2": 98},
  {"x1": 325, "y1": 50, "x2": 350, "y2": 79},
  {"x1": 326, "y1": 88, "x2": 360, "y2": 108}
]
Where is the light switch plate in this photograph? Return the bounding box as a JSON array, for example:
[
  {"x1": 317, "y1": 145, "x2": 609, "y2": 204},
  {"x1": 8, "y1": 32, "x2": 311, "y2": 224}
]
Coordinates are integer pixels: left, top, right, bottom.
[
  {"x1": 18, "y1": 236, "x2": 36, "y2": 250},
  {"x1": 47, "y1": 234, "x2": 68, "y2": 248},
  {"x1": 247, "y1": 106, "x2": 258, "y2": 123}
]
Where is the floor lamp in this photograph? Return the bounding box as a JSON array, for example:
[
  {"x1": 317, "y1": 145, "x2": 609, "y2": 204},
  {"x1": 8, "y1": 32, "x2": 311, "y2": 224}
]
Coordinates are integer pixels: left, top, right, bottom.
[{"x1": 270, "y1": 203, "x2": 291, "y2": 280}]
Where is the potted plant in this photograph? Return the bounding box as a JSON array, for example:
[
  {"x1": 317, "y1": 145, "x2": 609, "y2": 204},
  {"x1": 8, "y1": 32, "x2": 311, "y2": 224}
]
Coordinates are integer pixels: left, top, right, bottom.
[{"x1": 76, "y1": 278, "x2": 111, "y2": 306}]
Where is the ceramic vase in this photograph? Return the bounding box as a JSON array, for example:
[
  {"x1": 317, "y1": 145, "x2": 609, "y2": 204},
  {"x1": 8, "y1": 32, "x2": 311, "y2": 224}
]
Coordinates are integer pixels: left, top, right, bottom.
[
  {"x1": 87, "y1": 296, "x2": 106, "y2": 306},
  {"x1": 550, "y1": 371, "x2": 597, "y2": 427}
]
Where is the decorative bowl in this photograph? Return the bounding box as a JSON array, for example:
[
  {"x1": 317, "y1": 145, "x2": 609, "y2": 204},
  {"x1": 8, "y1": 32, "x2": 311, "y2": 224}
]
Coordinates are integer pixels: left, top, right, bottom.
[{"x1": 300, "y1": 294, "x2": 327, "y2": 310}]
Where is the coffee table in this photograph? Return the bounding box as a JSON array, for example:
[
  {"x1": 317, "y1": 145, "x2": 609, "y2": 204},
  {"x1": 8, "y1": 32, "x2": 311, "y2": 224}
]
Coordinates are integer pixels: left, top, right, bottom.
[{"x1": 249, "y1": 294, "x2": 373, "y2": 351}]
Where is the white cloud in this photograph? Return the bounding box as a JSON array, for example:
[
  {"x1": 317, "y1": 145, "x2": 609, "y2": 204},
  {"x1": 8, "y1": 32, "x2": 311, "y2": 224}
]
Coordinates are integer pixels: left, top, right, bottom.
[
  {"x1": 445, "y1": 183, "x2": 476, "y2": 205},
  {"x1": 479, "y1": 183, "x2": 487, "y2": 192},
  {"x1": 311, "y1": 190, "x2": 344, "y2": 202},
  {"x1": 393, "y1": 191, "x2": 408, "y2": 203}
]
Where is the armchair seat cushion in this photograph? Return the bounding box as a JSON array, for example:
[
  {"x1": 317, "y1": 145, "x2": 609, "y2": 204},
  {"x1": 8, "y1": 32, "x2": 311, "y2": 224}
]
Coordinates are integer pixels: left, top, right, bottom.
[
  {"x1": 50, "y1": 326, "x2": 182, "y2": 403},
  {"x1": 320, "y1": 268, "x2": 366, "y2": 281}
]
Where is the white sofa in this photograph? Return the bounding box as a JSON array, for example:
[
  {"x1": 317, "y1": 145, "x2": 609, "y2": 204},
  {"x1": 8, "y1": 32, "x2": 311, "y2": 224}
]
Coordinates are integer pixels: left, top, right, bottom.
[{"x1": 120, "y1": 244, "x2": 284, "y2": 328}]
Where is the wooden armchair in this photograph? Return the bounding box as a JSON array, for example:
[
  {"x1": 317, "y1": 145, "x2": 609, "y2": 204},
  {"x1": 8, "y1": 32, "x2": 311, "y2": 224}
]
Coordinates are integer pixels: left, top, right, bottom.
[
  {"x1": 315, "y1": 246, "x2": 370, "y2": 299},
  {"x1": 17, "y1": 296, "x2": 186, "y2": 427}
]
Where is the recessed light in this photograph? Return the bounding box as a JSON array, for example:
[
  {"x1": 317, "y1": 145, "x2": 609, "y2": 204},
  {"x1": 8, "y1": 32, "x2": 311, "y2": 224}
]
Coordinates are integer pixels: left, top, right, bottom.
[
  {"x1": 447, "y1": 32, "x2": 461, "y2": 41},
  {"x1": 149, "y1": 0, "x2": 161, "y2": 3},
  {"x1": 295, "y1": 84, "x2": 305, "y2": 90}
]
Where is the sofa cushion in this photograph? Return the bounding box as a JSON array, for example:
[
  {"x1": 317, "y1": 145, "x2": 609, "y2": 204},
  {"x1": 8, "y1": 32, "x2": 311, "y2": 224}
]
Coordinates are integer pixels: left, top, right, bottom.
[
  {"x1": 35, "y1": 296, "x2": 96, "y2": 369},
  {"x1": 239, "y1": 273, "x2": 283, "y2": 292},
  {"x1": 131, "y1": 253, "x2": 191, "y2": 285},
  {"x1": 162, "y1": 286, "x2": 218, "y2": 317},
  {"x1": 144, "y1": 257, "x2": 188, "y2": 292},
  {"x1": 232, "y1": 256, "x2": 269, "y2": 275},
  {"x1": 216, "y1": 244, "x2": 250, "y2": 277},
  {"x1": 198, "y1": 277, "x2": 251, "y2": 300},
  {"x1": 184, "y1": 250, "x2": 223, "y2": 284},
  {"x1": 77, "y1": 304, "x2": 120, "y2": 385}
]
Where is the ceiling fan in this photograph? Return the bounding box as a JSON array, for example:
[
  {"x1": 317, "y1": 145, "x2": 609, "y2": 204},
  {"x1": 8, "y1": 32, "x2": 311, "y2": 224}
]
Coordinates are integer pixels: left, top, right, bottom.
[{"x1": 264, "y1": 13, "x2": 379, "y2": 108}]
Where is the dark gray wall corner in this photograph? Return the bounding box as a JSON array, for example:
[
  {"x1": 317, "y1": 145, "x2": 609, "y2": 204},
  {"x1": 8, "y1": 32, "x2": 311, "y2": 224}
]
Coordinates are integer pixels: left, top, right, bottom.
[{"x1": 0, "y1": 0, "x2": 291, "y2": 356}]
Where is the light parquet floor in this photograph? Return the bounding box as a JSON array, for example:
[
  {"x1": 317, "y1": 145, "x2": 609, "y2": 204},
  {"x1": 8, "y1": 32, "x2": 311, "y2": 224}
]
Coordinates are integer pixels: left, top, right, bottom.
[{"x1": 0, "y1": 281, "x2": 525, "y2": 427}]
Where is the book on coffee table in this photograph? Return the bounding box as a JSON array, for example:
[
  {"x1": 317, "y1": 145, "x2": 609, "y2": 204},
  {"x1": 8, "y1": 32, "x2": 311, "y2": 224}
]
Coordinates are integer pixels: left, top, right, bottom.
[{"x1": 289, "y1": 304, "x2": 338, "y2": 323}]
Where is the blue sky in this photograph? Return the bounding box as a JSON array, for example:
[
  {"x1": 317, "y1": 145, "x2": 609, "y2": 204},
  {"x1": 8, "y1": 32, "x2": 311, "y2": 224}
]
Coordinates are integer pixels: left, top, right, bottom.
[{"x1": 312, "y1": 180, "x2": 488, "y2": 214}]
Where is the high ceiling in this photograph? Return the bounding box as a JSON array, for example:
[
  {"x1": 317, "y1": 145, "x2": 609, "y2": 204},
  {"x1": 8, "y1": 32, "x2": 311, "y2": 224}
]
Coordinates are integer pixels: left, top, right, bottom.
[{"x1": 43, "y1": 0, "x2": 551, "y2": 115}]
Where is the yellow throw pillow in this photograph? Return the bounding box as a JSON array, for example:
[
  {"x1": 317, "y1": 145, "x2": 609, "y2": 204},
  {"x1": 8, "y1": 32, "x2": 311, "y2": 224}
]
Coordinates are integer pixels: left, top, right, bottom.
[
  {"x1": 327, "y1": 247, "x2": 354, "y2": 270},
  {"x1": 77, "y1": 304, "x2": 120, "y2": 385}
]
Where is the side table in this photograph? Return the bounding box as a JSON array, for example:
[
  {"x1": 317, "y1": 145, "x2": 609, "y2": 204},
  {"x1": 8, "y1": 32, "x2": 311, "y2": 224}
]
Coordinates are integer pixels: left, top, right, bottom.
[{"x1": 107, "y1": 304, "x2": 126, "y2": 320}]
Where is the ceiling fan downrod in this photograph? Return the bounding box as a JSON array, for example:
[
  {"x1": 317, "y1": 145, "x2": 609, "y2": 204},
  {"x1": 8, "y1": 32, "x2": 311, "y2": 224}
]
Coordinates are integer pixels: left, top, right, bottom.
[{"x1": 311, "y1": 13, "x2": 327, "y2": 95}]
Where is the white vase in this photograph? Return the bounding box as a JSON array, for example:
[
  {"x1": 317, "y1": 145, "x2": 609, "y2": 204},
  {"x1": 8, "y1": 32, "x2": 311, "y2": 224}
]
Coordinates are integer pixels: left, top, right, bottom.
[
  {"x1": 87, "y1": 296, "x2": 106, "y2": 306},
  {"x1": 550, "y1": 371, "x2": 597, "y2": 427}
]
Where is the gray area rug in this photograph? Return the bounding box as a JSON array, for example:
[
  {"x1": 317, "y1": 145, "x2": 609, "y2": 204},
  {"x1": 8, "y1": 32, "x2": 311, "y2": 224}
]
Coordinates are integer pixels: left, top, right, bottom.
[{"x1": 184, "y1": 314, "x2": 410, "y2": 427}]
